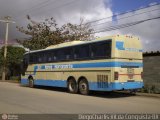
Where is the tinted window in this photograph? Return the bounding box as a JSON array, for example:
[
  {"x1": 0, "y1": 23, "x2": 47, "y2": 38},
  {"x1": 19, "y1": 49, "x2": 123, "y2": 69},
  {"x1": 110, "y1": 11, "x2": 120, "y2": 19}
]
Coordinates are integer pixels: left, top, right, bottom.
[
  {"x1": 57, "y1": 47, "x2": 73, "y2": 61},
  {"x1": 47, "y1": 52, "x2": 52, "y2": 62},
  {"x1": 28, "y1": 40, "x2": 111, "y2": 63},
  {"x1": 91, "y1": 41, "x2": 111, "y2": 58},
  {"x1": 29, "y1": 53, "x2": 37, "y2": 63},
  {"x1": 24, "y1": 54, "x2": 29, "y2": 64},
  {"x1": 74, "y1": 45, "x2": 90, "y2": 59},
  {"x1": 37, "y1": 53, "x2": 43, "y2": 63}
]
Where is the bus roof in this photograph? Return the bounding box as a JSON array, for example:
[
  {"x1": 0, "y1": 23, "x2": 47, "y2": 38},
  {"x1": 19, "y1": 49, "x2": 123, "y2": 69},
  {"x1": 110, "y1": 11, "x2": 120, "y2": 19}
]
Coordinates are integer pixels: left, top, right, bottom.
[
  {"x1": 25, "y1": 35, "x2": 139, "y2": 54},
  {"x1": 45, "y1": 41, "x2": 85, "y2": 49}
]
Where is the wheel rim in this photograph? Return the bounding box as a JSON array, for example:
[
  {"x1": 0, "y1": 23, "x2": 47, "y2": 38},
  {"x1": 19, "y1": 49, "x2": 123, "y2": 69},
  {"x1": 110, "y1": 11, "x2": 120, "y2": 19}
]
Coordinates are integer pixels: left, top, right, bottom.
[{"x1": 79, "y1": 82, "x2": 87, "y2": 92}]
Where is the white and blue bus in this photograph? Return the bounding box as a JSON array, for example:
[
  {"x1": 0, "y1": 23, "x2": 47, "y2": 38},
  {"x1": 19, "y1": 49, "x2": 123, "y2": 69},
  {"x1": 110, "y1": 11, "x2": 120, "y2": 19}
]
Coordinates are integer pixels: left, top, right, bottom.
[{"x1": 21, "y1": 35, "x2": 143, "y2": 95}]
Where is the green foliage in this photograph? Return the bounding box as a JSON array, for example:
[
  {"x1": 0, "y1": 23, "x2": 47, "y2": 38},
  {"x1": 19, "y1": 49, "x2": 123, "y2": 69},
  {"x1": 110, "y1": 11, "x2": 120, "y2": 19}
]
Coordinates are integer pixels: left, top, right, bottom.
[
  {"x1": 6, "y1": 46, "x2": 25, "y2": 65},
  {"x1": 0, "y1": 46, "x2": 25, "y2": 66},
  {"x1": 0, "y1": 46, "x2": 25, "y2": 78},
  {"x1": 16, "y1": 15, "x2": 94, "y2": 50}
]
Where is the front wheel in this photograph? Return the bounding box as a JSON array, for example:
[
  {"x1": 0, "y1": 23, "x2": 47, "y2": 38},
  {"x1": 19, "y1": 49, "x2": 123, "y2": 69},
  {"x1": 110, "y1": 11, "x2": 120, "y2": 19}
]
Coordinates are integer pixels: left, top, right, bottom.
[
  {"x1": 29, "y1": 78, "x2": 34, "y2": 88},
  {"x1": 79, "y1": 79, "x2": 89, "y2": 95}
]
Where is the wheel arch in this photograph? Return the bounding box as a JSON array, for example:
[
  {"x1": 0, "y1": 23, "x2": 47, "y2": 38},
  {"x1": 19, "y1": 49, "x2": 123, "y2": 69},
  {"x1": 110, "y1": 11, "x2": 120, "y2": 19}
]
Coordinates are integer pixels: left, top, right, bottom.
[
  {"x1": 28, "y1": 75, "x2": 33, "y2": 80},
  {"x1": 67, "y1": 76, "x2": 76, "y2": 83},
  {"x1": 78, "y1": 76, "x2": 88, "y2": 85}
]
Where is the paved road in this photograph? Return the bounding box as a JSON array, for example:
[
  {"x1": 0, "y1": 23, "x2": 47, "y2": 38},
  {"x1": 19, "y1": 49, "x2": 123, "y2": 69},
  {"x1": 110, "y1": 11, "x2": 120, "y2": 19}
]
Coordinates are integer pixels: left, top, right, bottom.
[{"x1": 0, "y1": 82, "x2": 160, "y2": 114}]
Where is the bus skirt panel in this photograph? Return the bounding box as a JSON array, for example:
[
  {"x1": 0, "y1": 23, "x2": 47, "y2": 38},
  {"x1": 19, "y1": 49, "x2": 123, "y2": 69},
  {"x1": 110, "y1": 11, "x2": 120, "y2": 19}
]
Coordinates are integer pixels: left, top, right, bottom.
[{"x1": 89, "y1": 81, "x2": 144, "y2": 91}]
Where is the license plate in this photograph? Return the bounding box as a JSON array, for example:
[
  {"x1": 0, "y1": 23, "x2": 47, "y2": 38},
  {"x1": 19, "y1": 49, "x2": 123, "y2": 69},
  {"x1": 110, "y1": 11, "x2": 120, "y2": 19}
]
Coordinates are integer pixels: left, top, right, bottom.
[{"x1": 127, "y1": 68, "x2": 134, "y2": 79}]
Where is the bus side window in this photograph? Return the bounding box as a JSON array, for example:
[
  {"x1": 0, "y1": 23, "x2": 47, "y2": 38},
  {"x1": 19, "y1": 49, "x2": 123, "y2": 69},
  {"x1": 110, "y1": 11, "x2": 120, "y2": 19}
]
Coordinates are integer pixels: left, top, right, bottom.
[
  {"x1": 47, "y1": 52, "x2": 52, "y2": 62},
  {"x1": 65, "y1": 47, "x2": 73, "y2": 60},
  {"x1": 42, "y1": 52, "x2": 47, "y2": 63},
  {"x1": 57, "y1": 48, "x2": 73, "y2": 61},
  {"x1": 91, "y1": 41, "x2": 111, "y2": 59},
  {"x1": 52, "y1": 50, "x2": 57, "y2": 61},
  {"x1": 38, "y1": 53, "x2": 43, "y2": 63},
  {"x1": 29, "y1": 54, "x2": 33, "y2": 63},
  {"x1": 29, "y1": 53, "x2": 35, "y2": 63},
  {"x1": 74, "y1": 45, "x2": 89, "y2": 59}
]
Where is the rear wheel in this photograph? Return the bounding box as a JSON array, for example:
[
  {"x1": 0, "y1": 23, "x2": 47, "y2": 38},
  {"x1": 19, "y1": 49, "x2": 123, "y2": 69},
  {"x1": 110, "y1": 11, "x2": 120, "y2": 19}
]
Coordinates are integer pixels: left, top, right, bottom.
[
  {"x1": 67, "y1": 78, "x2": 78, "y2": 94},
  {"x1": 79, "y1": 79, "x2": 89, "y2": 95},
  {"x1": 29, "y1": 77, "x2": 34, "y2": 88}
]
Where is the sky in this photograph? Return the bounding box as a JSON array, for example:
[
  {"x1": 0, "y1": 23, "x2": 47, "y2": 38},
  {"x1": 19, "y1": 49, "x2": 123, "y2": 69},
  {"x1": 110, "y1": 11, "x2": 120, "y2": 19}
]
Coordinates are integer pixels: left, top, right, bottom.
[
  {"x1": 110, "y1": 0, "x2": 160, "y2": 13},
  {"x1": 0, "y1": 0, "x2": 160, "y2": 51}
]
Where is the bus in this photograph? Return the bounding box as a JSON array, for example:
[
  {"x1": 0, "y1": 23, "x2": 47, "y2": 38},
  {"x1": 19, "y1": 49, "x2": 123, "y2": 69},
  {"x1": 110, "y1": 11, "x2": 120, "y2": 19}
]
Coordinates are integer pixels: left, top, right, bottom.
[{"x1": 21, "y1": 35, "x2": 144, "y2": 95}]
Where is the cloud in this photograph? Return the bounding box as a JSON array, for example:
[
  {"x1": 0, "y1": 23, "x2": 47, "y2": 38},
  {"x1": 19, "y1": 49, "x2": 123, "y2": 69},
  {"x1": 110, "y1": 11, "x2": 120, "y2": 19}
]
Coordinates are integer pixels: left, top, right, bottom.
[
  {"x1": 116, "y1": 5, "x2": 160, "y2": 52},
  {"x1": 0, "y1": 0, "x2": 159, "y2": 52},
  {"x1": 30, "y1": 0, "x2": 113, "y2": 25},
  {"x1": 93, "y1": 4, "x2": 160, "y2": 51},
  {"x1": 0, "y1": 0, "x2": 113, "y2": 40}
]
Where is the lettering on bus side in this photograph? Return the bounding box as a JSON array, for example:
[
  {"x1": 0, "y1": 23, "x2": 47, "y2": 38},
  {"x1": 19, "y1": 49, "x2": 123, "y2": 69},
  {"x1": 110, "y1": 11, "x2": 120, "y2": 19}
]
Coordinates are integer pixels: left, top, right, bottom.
[
  {"x1": 36, "y1": 64, "x2": 73, "y2": 70},
  {"x1": 54, "y1": 64, "x2": 73, "y2": 69},
  {"x1": 45, "y1": 65, "x2": 52, "y2": 70}
]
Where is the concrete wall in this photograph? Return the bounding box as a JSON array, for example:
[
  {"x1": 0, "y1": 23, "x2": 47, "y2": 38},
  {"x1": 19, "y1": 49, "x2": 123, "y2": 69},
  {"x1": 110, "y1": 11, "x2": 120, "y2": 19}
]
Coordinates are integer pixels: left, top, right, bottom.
[{"x1": 143, "y1": 55, "x2": 160, "y2": 93}]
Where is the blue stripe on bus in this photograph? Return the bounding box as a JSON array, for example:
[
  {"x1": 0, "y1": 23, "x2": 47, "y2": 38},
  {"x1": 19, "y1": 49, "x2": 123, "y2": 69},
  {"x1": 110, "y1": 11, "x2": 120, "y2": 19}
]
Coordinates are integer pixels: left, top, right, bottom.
[
  {"x1": 38, "y1": 62, "x2": 143, "y2": 69},
  {"x1": 72, "y1": 62, "x2": 143, "y2": 68},
  {"x1": 26, "y1": 62, "x2": 142, "y2": 76},
  {"x1": 89, "y1": 81, "x2": 144, "y2": 91},
  {"x1": 27, "y1": 61, "x2": 142, "y2": 76},
  {"x1": 21, "y1": 79, "x2": 143, "y2": 91},
  {"x1": 34, "y1": 79, "x2": 67, "y2": 87},
  {"x1": 21, "y1": 79, "x2": 28, "y2": 85}
]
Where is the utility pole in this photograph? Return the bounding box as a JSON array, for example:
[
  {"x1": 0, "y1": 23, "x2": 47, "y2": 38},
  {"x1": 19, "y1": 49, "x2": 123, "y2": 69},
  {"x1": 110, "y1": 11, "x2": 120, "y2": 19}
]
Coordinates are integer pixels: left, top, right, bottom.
[{"x1": 0, "y1": 16, "x2": 15, "y2": 81}]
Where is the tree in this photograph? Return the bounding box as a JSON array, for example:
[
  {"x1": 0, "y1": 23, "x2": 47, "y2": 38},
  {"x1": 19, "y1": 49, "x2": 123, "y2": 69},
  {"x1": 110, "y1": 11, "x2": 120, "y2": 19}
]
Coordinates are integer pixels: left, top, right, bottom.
[
  {"x1": 0, "y1": 46, "x2": 25, "y2": 78},
  {"x1": 63, "y1": 18, "x2": 94, "y2": 41},
  {"x1": 16, "y1": 15, "x2": 94, "y2": 50}
]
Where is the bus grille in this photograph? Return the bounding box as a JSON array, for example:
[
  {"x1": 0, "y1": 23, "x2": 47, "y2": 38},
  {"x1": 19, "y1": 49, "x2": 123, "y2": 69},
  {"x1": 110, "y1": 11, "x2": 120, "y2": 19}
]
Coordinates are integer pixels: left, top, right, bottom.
[{"x1": 97, "y1": 75, "x2": 108, "y2": 88}]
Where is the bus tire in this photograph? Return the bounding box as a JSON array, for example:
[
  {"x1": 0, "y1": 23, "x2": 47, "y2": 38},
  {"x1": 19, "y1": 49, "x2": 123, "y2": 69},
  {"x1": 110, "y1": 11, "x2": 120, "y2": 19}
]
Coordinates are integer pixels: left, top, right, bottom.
[
  {"x1": 79, "y1": 78, "x2": 89, "y2": 95},
  {"x1": 29, "y1": 77, "x2": 34, "y2": 88},
  {"x1": 67, "y1": 78, "x2": 78, "y2": 94}
]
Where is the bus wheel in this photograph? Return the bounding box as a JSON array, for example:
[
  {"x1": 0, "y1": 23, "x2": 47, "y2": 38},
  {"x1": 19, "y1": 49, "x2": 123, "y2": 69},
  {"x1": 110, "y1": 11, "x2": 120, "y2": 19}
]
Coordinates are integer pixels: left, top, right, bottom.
[
  {"x1": 79, "y1": 79, "x2": 89, "y2": 95},
  {"x1": 67, "y1": 78, "x2": 78, "y2": 94},
  {"x1": 29, "y1": 77, "x2": 34, "y2": 88}
]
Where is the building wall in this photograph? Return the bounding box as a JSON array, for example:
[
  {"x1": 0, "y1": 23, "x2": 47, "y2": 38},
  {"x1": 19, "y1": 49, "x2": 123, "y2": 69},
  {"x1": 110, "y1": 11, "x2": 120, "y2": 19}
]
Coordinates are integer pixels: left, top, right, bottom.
[{"x1": 143, "y1": 55, "x2": 160, "y2": 93}]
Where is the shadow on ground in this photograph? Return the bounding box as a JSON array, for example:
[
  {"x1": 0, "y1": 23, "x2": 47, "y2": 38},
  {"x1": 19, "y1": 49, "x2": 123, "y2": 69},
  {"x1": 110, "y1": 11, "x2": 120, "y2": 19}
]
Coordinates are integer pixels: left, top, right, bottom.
[{"x1": 21, "y1": 85, "x2": 135, "y2": 98}]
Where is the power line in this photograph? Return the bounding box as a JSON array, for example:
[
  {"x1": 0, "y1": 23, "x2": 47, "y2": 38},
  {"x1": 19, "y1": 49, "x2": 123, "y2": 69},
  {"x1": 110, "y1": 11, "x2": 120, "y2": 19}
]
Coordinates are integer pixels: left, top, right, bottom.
[
  {"x1": 28, "y1": 0, "x2": 77, "y2": 18},
  {"x1": 14, "y1": 0, "x2": 77, "y2": 20},
  {"x1": 14, "y1": 0, "x2": 54, "y2": 19},
  {"x1": 92, "y1": 16, "x2": 160, "y2": 34},
  {"x1": 91, "y1": 8, "x2": 160, "y2": 27},
  {"x1": 84, "y1": 2, "x2": 160, "y2": 25}
]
